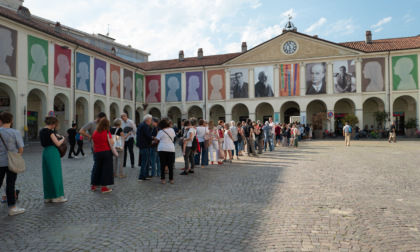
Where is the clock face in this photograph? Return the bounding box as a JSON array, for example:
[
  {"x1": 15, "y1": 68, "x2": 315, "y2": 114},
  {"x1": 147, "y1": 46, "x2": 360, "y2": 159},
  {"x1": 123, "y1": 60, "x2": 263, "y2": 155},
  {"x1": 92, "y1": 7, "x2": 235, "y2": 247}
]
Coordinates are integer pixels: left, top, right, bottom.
[{"x1": 283, "y1": 41, "x2": 297, "y2": 54}]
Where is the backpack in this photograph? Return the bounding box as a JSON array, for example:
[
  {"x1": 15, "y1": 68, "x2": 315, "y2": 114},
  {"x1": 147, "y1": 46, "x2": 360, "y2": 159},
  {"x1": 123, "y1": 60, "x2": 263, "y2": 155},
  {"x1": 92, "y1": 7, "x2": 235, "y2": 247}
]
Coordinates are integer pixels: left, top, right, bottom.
[
  {"x1": 348, "y1": 126, "x2": 352, "y2": 133},
  {"x1": 75, "y1": 133, "x2": 82, "y2": 141}
]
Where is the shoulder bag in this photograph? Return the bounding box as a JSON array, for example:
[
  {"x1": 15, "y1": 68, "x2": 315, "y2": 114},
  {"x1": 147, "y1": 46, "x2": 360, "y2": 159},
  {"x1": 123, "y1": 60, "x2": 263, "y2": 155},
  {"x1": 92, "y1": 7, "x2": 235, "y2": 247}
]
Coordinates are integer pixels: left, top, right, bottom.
[
  {"x1": 0, "y1": 132, "x2": 25, "y2": 173},
  {"x1": 113, "y1": 128, "x2": 124, "y2": 151},
  {"x1": 107, "y1": 131, "x2": 118, "y2": 156},
  {"x1": 56, "y1": 135, "x2": 67, "y2": 158}
]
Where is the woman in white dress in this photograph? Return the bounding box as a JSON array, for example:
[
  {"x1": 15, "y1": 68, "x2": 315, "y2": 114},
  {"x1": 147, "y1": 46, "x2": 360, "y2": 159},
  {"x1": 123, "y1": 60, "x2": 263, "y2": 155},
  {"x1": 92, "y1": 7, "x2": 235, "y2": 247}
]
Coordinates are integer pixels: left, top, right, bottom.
[{"x1": 222, "y1": 123, "x2": 234, "y2": 163}]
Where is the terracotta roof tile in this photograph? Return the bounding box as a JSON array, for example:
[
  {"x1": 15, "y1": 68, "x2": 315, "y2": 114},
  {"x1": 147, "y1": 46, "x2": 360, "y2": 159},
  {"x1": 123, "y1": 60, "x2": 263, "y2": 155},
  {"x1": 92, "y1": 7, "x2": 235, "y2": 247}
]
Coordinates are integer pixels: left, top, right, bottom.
[
  {"x1": 339, "y1": 35, "x2": 420, "y2": 52},
  {"x1": 0, "y1": 6, "x2": 143, "y2": 69},
  {"x1": 135, "y1": 52, "x2": 242, "y2": 71}
]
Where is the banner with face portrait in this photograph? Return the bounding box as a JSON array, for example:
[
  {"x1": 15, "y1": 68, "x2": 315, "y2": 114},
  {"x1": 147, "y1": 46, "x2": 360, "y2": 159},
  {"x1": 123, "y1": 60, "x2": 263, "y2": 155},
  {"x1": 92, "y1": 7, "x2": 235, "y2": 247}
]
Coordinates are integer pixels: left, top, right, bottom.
[
  {"x1": 280, "y1": 64, "x2": 299, "y2": 96},
  {"x1": 254, "y1": 66, "x2": 274, "y2": 97},
  {"x1": 165, "y1": 73, "x2": 181, "y2": 102},
  {"x1": 76, "y1": 52, "x2": 90, "y2": 92},
  {"x1": 0, "y1": 24, "x2": 17, "y2": 77},
  {"x1": 135, "y1": 73, "x2": 144, "y2": 103},
  {"x1": 333, "y1": 60, "x2": 356, "y2": 93},
  {"x1": 362, "y1": 58, "x2": 385, "y2": 92},
  {"x1": 123, "y1": 69, "x2": 133, "y2": 101},
  {"x1": 54, "y1": 44, "x2": 71, "y2": 88},
  {"x1": 305, "y1": 62, "x2": 326, "y2": 95},
  {"x1": 28, "y1": 35, "x2": 48, "y2": 83},
  {"x1": 207, "y1": 69, "x2": 225, "y2": 100},
  {"x1": 94, "y1": 58, "x2": 106, "y2": 95},
  {"x1": 392, "y1": 55, "x2": 418, "y2": 91},
  {"x1": 110, "y1": 64, "x2": 120, "y2": 98},
  {"x1": 186, "y1": 71, "x2": 203, "y2": 101},
  {"x1": 145, "y1": 75, "x2": 161, "y2": 103},
  {"x1": 230, "y1": 68, "x2": 248, "y2": 99}
]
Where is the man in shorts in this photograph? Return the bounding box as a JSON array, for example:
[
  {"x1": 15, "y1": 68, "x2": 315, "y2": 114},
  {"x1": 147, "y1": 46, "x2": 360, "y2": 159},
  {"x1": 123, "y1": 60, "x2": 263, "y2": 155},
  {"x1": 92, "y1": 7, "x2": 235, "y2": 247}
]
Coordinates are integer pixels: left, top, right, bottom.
[{"x1": 388, "y1": 121, "x2": 397, "y2": 143}]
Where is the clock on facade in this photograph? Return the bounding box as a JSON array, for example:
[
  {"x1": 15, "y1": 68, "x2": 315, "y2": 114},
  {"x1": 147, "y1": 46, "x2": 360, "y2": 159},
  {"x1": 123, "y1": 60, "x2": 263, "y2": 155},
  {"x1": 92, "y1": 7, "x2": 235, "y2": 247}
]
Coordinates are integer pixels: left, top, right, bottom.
[{"x1": 283, "y1": 41, "x2": 297, "y2": 54}]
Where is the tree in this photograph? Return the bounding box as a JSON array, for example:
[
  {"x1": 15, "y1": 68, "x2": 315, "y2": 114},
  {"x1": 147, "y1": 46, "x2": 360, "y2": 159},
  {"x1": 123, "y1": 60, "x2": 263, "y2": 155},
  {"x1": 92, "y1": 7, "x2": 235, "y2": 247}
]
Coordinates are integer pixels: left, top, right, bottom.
[
  {"x1": 372, "y1": 110, "x2": 390, "y2": 129},
  {"x1": 341, "y1": 114, "x2": 359, "y2": 127},
  {"x1": 311, "y1": 112, "x2": 330, "y2": 130}
]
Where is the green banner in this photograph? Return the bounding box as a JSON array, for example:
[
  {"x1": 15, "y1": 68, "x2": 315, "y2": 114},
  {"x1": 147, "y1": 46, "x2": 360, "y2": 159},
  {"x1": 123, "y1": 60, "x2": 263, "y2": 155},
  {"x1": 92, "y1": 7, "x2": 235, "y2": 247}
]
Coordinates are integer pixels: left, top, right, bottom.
[{"x1": 28, "y1": 35, "x2": 48, "y2": 83}]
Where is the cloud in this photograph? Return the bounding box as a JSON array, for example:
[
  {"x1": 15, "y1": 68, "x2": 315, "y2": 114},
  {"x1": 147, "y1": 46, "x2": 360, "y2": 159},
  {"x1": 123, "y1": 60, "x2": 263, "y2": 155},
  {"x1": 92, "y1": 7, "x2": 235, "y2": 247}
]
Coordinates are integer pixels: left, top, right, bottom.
[
  {"x1": 324, "y1": 18, "x2": 356, "y2": 36},
  {"x1": 240, "y1": 18, "x2": 283, "y2": 49},
  {"x1": 403, "y1": 13, "x2": 415, "y2": 23},
  {"x1": 280, "y1": 8, "x2": 296, "y2": 24},
  {"x1": 250, "y1": 0, "x2": 262, "y2": 9},
  {"x1": 371, "y1": 17, "x2": 392, "y2": 28},
  {"x1": 374, "y1": 27, "x2": 383, "y2": 33},
  {"x1": 304, "y1": 17, "x2": 327, "y2": 33}
]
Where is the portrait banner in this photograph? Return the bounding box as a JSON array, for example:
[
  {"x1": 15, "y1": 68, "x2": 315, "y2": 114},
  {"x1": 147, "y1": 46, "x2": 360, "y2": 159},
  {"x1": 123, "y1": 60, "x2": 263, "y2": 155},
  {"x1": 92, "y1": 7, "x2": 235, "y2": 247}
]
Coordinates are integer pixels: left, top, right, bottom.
[
  {"x1": 145, "y1": 75, "x2": 161, "y2": 103},
  {"x1": 254, "y1": 66, "x2": 274, "y2": 97},
  {"x1": 0, "y1": 24, "x2": 17, "y2": 77},
  {"x1": 28, "y1": 35, "x2": 48, "y2": 83},
  {"x1": 186, "y1": 71, "x2": 203, "y2": 101},
  {"x1": 362, "y1": 57, "x2": 385, "y2": 92},
  {"x1": 333, "y1": 60, "x2": 356, "y2": 93},
  {"x1": 165, "y1": 73, "x2": 181, "y2": 102},
  {"x1": 392, "y1": 55, "x2": 418, "y2": 91},
  {"x1": 94, "y1": 58, "x2": 106, "y2": 95},
  {"x1": 305, "y1": 62, "x2": 326, "y2": 95},
  {"x1": 54, "y1": 44, "x2": 71, "y2": 88},
  {"x1": 123, "y1": 69, "x2": 133, "y2": 101},
  {"x1": 230, "y1": 68, "x2": 249, "y2": 99},
  {"x1": 280, "y1": 64, "x2": 300, "y2": 96},
  {"x1": 76, "y1": 52, "x2": 90, "y2": 92},
  {"x1": 207, "y1": 69, "x2": 226, "y2": 100},
  {"x1": 135, "y1": 73, "x2": 144, "y2": 103},
  {"x1": 110, "y1": 64, "x2": 120, "y2": 98}
]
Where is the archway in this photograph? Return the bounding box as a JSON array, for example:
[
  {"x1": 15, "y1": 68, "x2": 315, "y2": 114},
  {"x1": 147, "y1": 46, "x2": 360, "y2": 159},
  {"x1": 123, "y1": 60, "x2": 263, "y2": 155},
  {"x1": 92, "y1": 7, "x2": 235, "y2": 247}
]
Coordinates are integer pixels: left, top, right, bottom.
[
  {"x1": 75, "y1": 97, "x2": 89, "y2": 129},
  {"x1": 149, "y1": 107, "x2": 161, "y2": 118},
  {"x1": 54, "y1": 93, "x2": 70, "y2": 135},
  {"x1": 188, "y1": 105, "x2": 203, "y2": 120},
  {"x1": 363, "y1": 97, "x2": 385, "y2": 131},
  {"x1": 393, "y1": 95, "x2": 417, "y2": 135},
  {"x1": 94, "y1": 100, "x2": 105, "y2": 119},
  {"x1": 27, "y1": 88, "x2": 47, "y2": 140},
  {"x1": 210, "y1": 105, "x2": 225, "y2": 123},
  {"x1": 110, "y1": 102, "x2": 120, "y2": 122},
  {"x1": 231, "y1": 103, "x2": 249, "y2": 123},
  {"x1": 0, "y1": 83, "x2": 16, "y2": 124},
  {"x1": 307, "y1": 100, "x2": 327, "y2": 130},
  {"x1": 167, "y1": 106, "x2": 182, "y2": 128},
  {"x1": 123, "y1": 105, "x2": 133, "y2": 120},
  {"x1": 255, "y1": 102, "x2": 274, "y2": 123},
  {"x1": 280, "y1": 101, "x2": 300, "y2": 124},
  {"x1": 334, "y1": 98, "x2": 356, "y2": 133}
]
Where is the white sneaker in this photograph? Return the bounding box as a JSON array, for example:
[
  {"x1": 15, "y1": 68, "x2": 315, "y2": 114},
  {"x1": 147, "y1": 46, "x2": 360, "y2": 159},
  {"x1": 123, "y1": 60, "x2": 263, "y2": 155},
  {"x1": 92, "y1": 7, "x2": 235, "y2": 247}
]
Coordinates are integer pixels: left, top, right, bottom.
[
  {"x1": 52, "y1": 197, "x2": 68, "y2": 203},
  {"x1": 9, "y1": 207, "x2": 25, "y2": 216},
  {"x1": 44, "y1": 199, "x2": 52, "y2": 203},
  {"x1": 74, "y1": 156, "x2": 79, "y2": 159}
]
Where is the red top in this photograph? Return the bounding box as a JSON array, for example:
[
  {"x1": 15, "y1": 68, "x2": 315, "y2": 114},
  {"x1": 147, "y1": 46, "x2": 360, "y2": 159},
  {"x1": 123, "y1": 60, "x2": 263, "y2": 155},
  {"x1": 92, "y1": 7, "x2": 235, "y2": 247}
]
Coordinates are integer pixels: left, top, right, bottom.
[
  {"x1": 275, "y1": 126, "x2": 281, "y2": 135},
  {"x1": 92, "y1": 130, "x2": 112, "y2": 153}
]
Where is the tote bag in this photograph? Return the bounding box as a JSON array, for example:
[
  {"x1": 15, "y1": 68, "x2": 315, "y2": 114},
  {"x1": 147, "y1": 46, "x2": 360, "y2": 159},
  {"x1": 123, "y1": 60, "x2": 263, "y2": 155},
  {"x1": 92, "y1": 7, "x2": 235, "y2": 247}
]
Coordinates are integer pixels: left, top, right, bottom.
[{"x1": 0, "y1": 132, "x2": 25, "y2": 173}]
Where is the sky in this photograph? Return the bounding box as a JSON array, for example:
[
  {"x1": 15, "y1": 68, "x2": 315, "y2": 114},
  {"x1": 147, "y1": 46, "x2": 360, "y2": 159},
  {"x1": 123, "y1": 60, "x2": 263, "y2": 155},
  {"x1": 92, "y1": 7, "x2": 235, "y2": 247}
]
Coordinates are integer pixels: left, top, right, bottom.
[{"x1": 24, "y1": 0, "x2": 420, "y2": 61}]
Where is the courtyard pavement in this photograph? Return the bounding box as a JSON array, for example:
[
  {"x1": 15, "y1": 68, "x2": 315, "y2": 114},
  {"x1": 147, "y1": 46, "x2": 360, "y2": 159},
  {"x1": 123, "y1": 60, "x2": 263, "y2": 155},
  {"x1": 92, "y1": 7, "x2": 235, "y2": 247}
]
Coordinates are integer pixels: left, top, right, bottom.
[{"x1": 1, "y1": 139, "x2": 420, "y2": 251}]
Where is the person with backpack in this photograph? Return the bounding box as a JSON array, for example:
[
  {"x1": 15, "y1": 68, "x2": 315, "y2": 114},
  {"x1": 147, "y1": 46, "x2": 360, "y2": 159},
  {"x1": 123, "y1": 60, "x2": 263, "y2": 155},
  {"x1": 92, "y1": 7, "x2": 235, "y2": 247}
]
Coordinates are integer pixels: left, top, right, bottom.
[
  {"x1": 343, "y1": 121, "x2": 351, "y2": 146},
  {"x1": 180, "y1": 118, "x2": 197, "y2": 175},
  {"x1": 74, "y1": 130, "x2": 85, "y2": 157}
]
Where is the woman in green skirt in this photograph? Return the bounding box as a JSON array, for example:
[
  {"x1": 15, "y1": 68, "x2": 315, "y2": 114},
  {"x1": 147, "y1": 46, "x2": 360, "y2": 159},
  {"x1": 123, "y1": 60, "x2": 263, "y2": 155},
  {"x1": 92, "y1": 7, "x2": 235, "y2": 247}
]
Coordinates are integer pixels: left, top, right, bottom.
[{"x1": 40, "y1": 116, "x2": 67, "y2": 203}]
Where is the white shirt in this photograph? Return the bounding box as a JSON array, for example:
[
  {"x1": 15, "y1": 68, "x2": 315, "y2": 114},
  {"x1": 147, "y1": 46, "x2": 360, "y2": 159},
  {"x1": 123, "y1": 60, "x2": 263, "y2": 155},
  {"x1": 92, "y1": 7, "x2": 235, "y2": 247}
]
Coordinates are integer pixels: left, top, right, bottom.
[
  {"x1": 156, "y1": 128, "x2": 176, "y2": 152},
  {"x1": 196, "y1": 126, "x2": 209, "y2": 142},
  {"x1": 269, "y1": 122, "x2": 275, "y2": 134},
  {"x1": 122, "y1": 119, "x2": 136, "y2": 141},
  {"x1": 186, "y1": 128, "x2": 196, "y2": 147}
]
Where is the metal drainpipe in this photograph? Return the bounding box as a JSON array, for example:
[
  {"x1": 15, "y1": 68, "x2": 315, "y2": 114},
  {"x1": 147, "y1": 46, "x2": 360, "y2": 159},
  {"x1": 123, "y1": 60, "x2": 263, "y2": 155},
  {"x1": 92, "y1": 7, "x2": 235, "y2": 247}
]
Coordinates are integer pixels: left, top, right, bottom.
[
  {"x1": 73, "y1": 45, "x2": 79, "y2": 124},
  {"x1": 134, "y1": 67, "x2": 139, "y2": 123},
  {"x1": 203, "y1": 65, "x2": 206, "y2": 119}
]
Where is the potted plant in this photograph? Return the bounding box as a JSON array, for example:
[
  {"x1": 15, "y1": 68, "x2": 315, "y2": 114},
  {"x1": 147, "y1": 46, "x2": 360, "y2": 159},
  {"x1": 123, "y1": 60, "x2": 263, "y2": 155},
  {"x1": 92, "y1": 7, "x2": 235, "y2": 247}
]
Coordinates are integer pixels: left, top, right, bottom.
[
  {"x1": 372, "y1": 110, "x2": 390, "y2": 130},
  {"x1": 311, "y1": 112, "x2": 330, "y2": 139},
  {"x1": 341, "y1": 114, "x2": 359, "y2": 138},
  {"x1": 404, "y1": 118, "x2": 417, "y2": 137}
]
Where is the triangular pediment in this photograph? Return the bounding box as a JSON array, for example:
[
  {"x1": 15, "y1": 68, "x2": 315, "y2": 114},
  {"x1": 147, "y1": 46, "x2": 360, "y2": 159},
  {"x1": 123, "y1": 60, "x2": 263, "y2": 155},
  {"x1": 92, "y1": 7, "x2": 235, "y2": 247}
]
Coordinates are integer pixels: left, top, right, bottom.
[{"x1": 226, "y1": 31, "x2": 361, "y2": 65}]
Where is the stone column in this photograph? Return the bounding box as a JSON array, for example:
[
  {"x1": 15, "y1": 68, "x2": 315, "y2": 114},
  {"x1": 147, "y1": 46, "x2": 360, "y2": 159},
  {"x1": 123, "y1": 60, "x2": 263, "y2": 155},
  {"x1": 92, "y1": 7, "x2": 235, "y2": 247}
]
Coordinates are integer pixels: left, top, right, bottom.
[
  {"x1": 225, "y1": 68, "x2": 230, "y2": 100},
  {"x1": 300, "y1": 62, "x2": 306, "y2": 96},
  {"x1": 160, "y1": 74, "x2": 165, "y2": 114},
  {"x1": 355, "y1": 58, "x2": 362, "y2": 93},
  {"x1": 274, "y1": 64, "x2": 279, "y2": 97},
  {"x1": 89, "y1": 57, "x2": 95, "y2": 121},
  {"x1": 181, "y1": 72, "x2": 187, "y2": 120},
  {"x1": 249, "y1": 68, "x2": 255, "y2": 99},
  {"x1": 326, "y1": 62, "x2": 334, "y2": 95},
  {"x1": 385, "y1": 54, "x2": 391, "y2": 127}
]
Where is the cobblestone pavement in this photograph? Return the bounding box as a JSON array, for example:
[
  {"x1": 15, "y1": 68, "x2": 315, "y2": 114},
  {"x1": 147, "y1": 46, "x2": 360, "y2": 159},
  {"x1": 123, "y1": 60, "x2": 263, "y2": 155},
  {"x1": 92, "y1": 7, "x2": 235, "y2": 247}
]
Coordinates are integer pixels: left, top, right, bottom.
[{"x1": 1, "y1": 139, "x2": 420, "y2": 251}]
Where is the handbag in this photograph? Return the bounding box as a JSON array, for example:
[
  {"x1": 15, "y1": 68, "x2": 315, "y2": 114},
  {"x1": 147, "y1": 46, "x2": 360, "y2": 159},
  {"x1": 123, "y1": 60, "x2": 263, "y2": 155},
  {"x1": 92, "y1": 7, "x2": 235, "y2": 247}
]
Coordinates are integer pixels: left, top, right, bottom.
[
  {"x1": 56, "y1": 136, "x2": 67, "y2": 158},
  {"x1": 0, "y1": 132, "x2": 26, "y2": 173},
  {"x1": 113, "y1": 129, "x2": 124, "y2": 151},
  {"x1": 151, "y1": 138, "x2": 159, "y2": 148},
  {"x1": 107, "y1": 131, "x2": 118, "y2": 156}
]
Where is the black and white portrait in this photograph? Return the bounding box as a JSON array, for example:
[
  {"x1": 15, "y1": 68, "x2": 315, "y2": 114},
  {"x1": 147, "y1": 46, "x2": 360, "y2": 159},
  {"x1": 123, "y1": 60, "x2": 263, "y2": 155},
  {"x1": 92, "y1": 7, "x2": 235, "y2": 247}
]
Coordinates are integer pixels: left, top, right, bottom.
[
  {"x1": 333, "y1": 60, "x2": 356, "y2": 93},
  {"x1": 254, "y1": 66, "x2": 274, "y2": 97},
  {"x1": 0, "y1": 24, "x2": 17, "y2": 77},
  {"x1": 230, "y1": 68, "x2": 248, "y2": 99},
  {"x1": 306, "y1": 62, "x2": 326, "y2": 95}
]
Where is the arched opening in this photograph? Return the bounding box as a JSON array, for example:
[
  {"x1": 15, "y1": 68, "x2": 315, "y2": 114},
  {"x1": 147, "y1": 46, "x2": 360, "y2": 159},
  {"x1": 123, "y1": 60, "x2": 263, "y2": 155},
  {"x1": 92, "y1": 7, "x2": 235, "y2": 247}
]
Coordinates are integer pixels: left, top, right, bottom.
[
  {"x1": 94, "y1": 100, "x2": 105, "y2": 119},
  {"x1": 334, "y1": 98, "x2": 356, "y2": 133},
  {"x1": 307, "y1": 100, "x2": 328, "y2": 130},
  {"x1": 149, "y1": 107, "x2": 161, "y2": 119},
  {"x1": 110, "y1": 102, "x2": 120, "y2": 122},
  {"x1": 231, "y1": 103, "x2": 249, "y2": 122},
  {"x1": 135, "y1": 107, "x2": 144, "y2": 125},
  {"x1": 75, "y1": 97, "x2": 89, "y2": 129},
  {"x1": 188, "y1": 105, "x2": 203, "y2": 120},
  {"x1": 393, "y1": 95, "x2": 417, "y2": 135},
  {"x1": 123, "y1": 105, "x2": 133, "y2": 120},
  {"x1": 255, "y1": 102, "x2": 274, "y2": 123},
  {"x1": 210, "y1": 105, "x2": 225, "y2": 123},
  {"x1": 280, "y1": 101, "x2": 300, "y2": 124},
  {"x1": 54, "y1": 93, "x2": 70, "y2": 135},
  {"x1": 27, "y1": 88, "x2": 47, "y2": 140},
  {"x1": 363, "y1": 97, "x2": 385, "y2": 131},
  {"x1": 0, "y1": 83, "x2": 16, "y2": 125},
  {"x1": 167, "y1": 106, "x2": 182, "y2": 128}
]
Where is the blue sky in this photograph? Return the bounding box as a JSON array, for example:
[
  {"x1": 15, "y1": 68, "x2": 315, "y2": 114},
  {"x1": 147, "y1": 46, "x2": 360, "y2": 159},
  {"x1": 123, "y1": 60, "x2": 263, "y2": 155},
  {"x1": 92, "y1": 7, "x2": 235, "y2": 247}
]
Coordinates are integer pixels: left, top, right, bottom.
[{"x1": 24, "y1": 0, "x2": 420, "y2": 61}]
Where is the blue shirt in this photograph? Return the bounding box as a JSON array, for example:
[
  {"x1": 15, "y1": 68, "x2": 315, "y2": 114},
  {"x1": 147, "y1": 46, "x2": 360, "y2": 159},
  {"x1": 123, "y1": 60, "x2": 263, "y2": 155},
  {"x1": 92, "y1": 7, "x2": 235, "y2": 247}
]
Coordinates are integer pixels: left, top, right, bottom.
[{"x1": 0, "y1": 128, "x2": 24, "y2": 167}]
